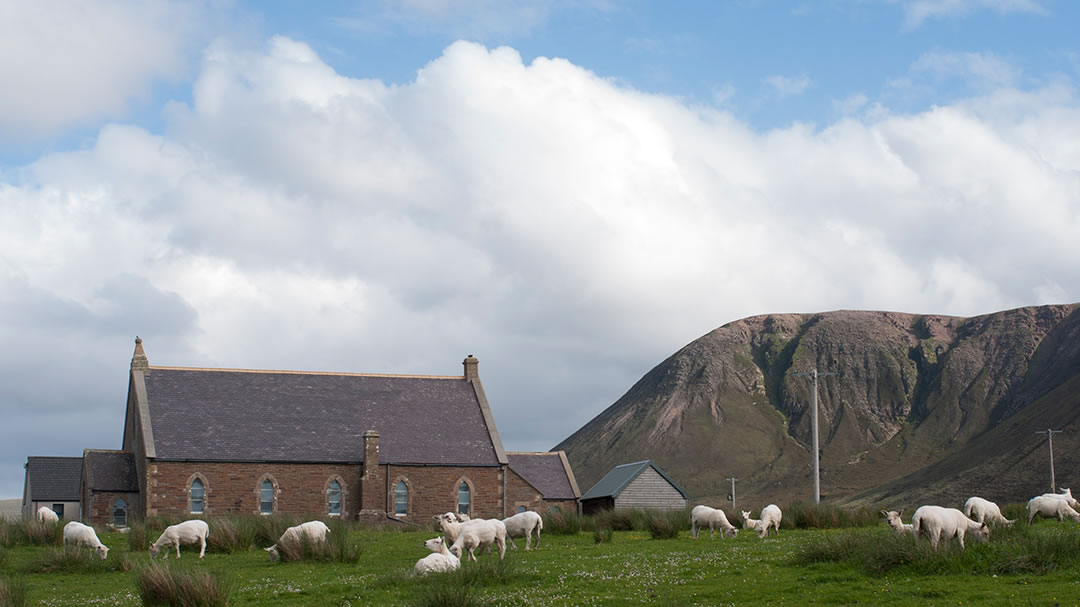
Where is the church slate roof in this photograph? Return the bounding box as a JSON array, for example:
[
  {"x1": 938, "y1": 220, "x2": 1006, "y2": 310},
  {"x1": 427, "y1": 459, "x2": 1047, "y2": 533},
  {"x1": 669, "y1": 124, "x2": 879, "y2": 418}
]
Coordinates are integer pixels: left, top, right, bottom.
[
  {"x1": 25, "y1": 456, "x2": 83, "y2": 501},
  {"x1": 506, "y1": 452, "x2": 579, "y2": 500},
  {"x1": 141, "y1": 367, "x2": 502, "y2": 466},
  {"x1": 84, "y1": 450, "x2": 139, "y2": 492}
]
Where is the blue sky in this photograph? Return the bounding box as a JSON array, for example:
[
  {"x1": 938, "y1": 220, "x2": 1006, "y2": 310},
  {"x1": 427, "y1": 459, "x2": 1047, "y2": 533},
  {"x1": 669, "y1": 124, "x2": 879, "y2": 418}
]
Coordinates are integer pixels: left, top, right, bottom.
[{"x1": 2, "y1": 0, "x2": 1079, "y2": 499}]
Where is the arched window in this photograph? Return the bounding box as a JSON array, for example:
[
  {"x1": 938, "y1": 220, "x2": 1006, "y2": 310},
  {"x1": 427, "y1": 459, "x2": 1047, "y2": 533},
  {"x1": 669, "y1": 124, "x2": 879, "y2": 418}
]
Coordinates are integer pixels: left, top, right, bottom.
[
  {"x1": 457, "y1": 481, "x2": 471, "y2": 515},
  {"x1": 328, "y1": 480, "x2": 342, "y2": 516},
  {"x1": 394, "y1": 480, "x2": 408, "y2": 516},
  {"x1": 189, "y1": 478, "x2": 204, "y2": 514},
  {"x1": 113, "y1": 499, "x2": 128, "y2": 526},
  {"x1": 260, "y1": 479, "x2": 274, "y2": 514}
]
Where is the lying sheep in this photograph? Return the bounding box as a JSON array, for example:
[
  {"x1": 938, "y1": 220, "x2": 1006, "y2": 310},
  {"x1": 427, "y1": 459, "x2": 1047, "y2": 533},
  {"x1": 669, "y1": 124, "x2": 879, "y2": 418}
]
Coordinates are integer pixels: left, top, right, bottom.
[
  {"x1": 448, "y1": 519, "x2": 507, "y2": 562},
  {"x1": 881, "y1": 509, "x2": 914, "y2": 535},
  {"x1": 690, "y1": 505, "x2": 737, "y2": 539},
  {"x1": 742, "y1": 505, "x2": 782, "y2": 538},
  {"x1": 36, "y1": 506, "x2": 59, "y2": 524},
  {"x1": 265, "y1": 520, "x2": 331, "y2": 561},
  {"x1": 63, "y1": 521, "x2": 109, "y2": 560},
  {"x1": 414, "y1": 537, "x2": 460, "y2": 575},
  {"x1": 963, "y1": 497, "x2": 1015, "y2": 526},
  {"x1": 501, "y1": 511, "x2": 542, "y2": 550},
  {"x1": 1028, "y1": 495, "x2": 1080, "y2": 524},
  {"x1": 150, "y1": 519, "x2": 210, "y2": 559},
  {"x1": 912, "y1": 505, "x2": 989, "y2": 549}
]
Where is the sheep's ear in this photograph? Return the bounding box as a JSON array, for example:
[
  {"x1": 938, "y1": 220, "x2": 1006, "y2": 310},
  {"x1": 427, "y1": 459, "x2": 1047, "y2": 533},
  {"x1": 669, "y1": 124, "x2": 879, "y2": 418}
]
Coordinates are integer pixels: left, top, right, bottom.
[
  {"x1": 880, "y1": 510, "x2": 889, "y2": 517},
  {"x1": 263, "y1": 547, "x2": 272, "y2": 552},
  {"x1": 897, "y1": 509, "x2": 903, "y2": 517}
]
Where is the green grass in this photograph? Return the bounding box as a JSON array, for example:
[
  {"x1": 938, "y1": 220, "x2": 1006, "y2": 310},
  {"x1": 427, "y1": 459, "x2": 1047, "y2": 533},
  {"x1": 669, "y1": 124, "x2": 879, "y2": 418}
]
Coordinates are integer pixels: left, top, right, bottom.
[{"x1": 5, "y1": 519, "x2": 1080, "y2": 605}]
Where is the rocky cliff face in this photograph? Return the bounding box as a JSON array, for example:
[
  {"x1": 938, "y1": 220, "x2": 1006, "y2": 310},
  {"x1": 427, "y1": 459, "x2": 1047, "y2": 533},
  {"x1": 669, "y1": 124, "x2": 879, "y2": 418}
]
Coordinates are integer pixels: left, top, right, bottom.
[{"x1": 556, "y1": 304, "x2": 1080, "y2": 508}]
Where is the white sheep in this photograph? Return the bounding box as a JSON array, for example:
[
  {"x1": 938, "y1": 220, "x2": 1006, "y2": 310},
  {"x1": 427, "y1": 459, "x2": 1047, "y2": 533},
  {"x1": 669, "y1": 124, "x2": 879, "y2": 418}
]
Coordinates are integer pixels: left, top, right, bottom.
[
  {"x1": 1027, "y1": 495, "x2": 1080, "y2": 524},
  {"x1": 742, "y1": 505, "x2": 782, "y2": 538},
  {"x1": 1039, "y1": 489, "x2": 1079, "y2": 509},
  {"x1": 434, "y1": 513, "x2": 469, "y2": 544},
  {"x1": 690, "y1": 505, "x2": 737, "y2": 539},
  {"x1": 36, "y1": 506, "x2": 59, "y2": 524},
  {"x1": 881, "y1": 509, "x2": 914, "y2": 535},
  {"x1": 63, "y1": 521, "x2": 109, "y2": 560},
  {"x1": 911, "y1": 505, "x2": 989, "y2": 549},
  {"x1": 149, "y1": 519, "x2": 210, "y2": 559},
  {"x1": 414, "y1": 537, "x2": 461, "y2": 575},
  {"x1": 963, "y1": 497, "x2": 1015, "y2": 526},
  {"x1": 448, "y1": 519, "x2": 507, "y2": 562},
  {"x1": 264, "y1": 520, "x2": 331, "y2": 561},
  {"x1": 501, "y1": 511, "x2": 543, "y2": 550}
]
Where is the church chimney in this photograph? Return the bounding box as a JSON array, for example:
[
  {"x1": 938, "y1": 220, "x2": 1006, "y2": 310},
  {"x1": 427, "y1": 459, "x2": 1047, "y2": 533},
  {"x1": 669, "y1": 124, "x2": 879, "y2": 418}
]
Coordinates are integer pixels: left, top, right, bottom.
[
  {"x1": 463, "y1": 354, "x2": 479, "y2": 380},
  {"x1": 131, "y1": 336, "x2": 149, "y2": 372}
]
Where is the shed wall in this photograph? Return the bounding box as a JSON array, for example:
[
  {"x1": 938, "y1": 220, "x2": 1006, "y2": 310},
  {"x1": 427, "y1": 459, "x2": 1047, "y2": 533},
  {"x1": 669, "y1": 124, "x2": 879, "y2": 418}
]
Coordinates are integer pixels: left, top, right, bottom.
[{"x1": 613, "y1": 467, "x2": 687, "y2": 510}]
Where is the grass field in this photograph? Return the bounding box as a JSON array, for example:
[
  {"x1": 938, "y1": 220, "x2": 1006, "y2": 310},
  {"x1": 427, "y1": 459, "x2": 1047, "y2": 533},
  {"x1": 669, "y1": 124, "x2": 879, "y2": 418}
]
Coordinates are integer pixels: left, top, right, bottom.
[{"x1": 3, "y1": 515, "x2": 1080, "y2": 606}]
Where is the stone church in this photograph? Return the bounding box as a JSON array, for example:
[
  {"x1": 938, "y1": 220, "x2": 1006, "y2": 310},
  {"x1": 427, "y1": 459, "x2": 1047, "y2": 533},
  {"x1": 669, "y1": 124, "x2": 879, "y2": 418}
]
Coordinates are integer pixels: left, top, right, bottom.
[{"x1": 27, "y1": 338, "x2": 580, "y2": 525}]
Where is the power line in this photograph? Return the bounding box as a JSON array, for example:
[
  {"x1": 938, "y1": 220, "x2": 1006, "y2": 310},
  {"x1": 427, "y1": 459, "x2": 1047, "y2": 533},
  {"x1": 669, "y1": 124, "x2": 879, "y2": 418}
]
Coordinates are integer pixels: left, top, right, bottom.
[{"x1": 792, "y1": 369, "x2": 836, "y2": 504}]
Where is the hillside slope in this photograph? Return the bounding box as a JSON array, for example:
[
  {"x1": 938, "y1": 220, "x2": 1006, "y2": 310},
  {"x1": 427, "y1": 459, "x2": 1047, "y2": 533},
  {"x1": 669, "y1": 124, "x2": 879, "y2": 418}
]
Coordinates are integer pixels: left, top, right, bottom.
[{"x1": 556, "y1": 304, "x2": 1080, "y2": 507}]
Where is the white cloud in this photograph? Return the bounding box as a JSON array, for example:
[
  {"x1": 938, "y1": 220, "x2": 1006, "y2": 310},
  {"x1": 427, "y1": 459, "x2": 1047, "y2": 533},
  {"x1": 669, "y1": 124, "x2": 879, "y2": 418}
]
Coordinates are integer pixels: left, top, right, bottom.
[
  {"x1": 899, "y1": 0, "x2": 1047, "y2": 27},
  {"x1": 911, "y1": 51, "x2": 1020, "y2": 90},
  {"x1": 0, "y1": 0, "x2": 210, "y2": 139},
  {"x1": 764, "y1": 74, "x2": 812, "y2": 97},
  {"x1": 2, "y1": 38, "x2": 1080, "y2": 496}
]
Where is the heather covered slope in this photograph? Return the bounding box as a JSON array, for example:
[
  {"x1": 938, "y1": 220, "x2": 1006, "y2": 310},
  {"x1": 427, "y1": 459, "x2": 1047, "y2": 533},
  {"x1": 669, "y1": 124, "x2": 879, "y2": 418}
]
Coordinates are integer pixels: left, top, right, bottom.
[{"x1": 556, "y1": 304, "x2": 1080, "y2": 507}]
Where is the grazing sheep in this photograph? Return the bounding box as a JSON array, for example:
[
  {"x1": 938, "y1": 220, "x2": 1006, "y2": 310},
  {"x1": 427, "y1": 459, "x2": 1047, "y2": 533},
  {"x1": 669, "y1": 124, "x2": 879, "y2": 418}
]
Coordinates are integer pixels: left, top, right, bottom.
[
  {"x1": 742, "y1": 505, "x2": 782, "y2": 538},
  {"x1": 690, "y1": 505, "x2": 737, "y2": 539},
  {"x1": 63, "y1": 521, "x2": 109, "y2": 560},
  {"x1": 414, "y1": 537, "x2": 460, "y2": 575},
  {"x1": 264, "y1": 520, "x2": 331, "y2": 561},
  {"x1": 1039, "y1": 489, "x2": 1079, "y2": 509},
  {"x1": 881, "y1": 509, "x2": 914, "y2": 535},
  {"x1": 448, "y1": 519, "x2": 507, "y2": 562},
  {"x1": 1028, "y1": 495, "x2": 1080, "y2": 524},
  {"x1": 150, "y1": 519, "x2": 210, "y2": 559},
  {"x1": 963, "y1": 497, "x2": 1015, "y2": 526},
  {"x1": 502, "y1": 511, "x2": 543, "y2": 550},
  {"x1": 912, "y1": 505, "x2": 989, "y2": 549},
  {"x1": 36, "y1": 506, "x2": 59, "y2": 524}
]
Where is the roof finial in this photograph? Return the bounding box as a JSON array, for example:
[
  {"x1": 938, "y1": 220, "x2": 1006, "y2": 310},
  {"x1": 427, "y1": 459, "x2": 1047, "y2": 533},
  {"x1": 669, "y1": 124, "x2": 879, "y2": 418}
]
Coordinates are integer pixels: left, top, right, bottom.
[{"x1": 131, "y1": 336, "x2": 149, "y2": 372}]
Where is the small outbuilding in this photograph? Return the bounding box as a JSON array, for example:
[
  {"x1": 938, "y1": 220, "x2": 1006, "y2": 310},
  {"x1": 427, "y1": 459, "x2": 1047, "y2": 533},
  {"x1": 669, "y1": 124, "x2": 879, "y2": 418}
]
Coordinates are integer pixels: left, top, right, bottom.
[
  {"x1": 579, "y1": 460, "x2": 688, "y2": 514},
  {"x1": 22, "y1": 456, "x2": 83, "y2": 521}
]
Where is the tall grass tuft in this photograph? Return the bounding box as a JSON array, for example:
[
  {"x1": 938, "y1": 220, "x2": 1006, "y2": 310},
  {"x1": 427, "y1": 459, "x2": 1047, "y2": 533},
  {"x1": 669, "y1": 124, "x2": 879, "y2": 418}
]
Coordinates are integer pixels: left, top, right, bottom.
[
  {"x1": 542, "y1": 510, "x2": 586, "y2": 535},
  {"x1": 0, "y1": 522, "x2": 11, "y2": 548},
  {"x1": 646, "y1": 513, "x2": 679, "y2": 539},
  {"x1": 136, "y1": 562, "x2": 231, "y2": 607},
  {"x1": 269, "y1": 521, "x2": 362, "y2": 564},
  {"x1": 0, "y1": 576, "x2": 28, "y2": 607},
  {"x1": 253, "y1": 513, "x2": 300, "y2": 548},
  {"x1": 13, "y1": 520, "x2": 62, "y2": 547},
  {"x1": 594, "y1": 509, "x2": 635, "y2": 531},
  {"x1": 205, "y1": 516, "x2": 256, "y2": 554},
  {"x1": 29, "y1": 545, "x2": 120, "y2": 574},
  {"x1": 783, "y1": 502, "x2": 880, "y2": 529}
]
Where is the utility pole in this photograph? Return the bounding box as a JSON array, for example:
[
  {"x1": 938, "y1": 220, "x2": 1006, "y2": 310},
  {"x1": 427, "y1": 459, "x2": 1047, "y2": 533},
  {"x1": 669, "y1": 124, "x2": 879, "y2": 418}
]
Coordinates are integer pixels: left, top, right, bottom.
[
  {"x1": 1035, "y1": 429, "x2": 1063, "y2": 492},
  {"x1": 726, "y1": 477, "x2": 737, "y2": 510},
  {"x1": 792, "y1": 368, "x2": 836, "y2": 504}
]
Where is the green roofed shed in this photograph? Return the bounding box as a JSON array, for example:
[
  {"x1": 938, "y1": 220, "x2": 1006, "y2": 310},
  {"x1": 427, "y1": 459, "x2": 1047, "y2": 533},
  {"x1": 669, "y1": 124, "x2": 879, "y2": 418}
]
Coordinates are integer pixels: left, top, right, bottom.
[{"x1": 579, "y1": 460, "x2": 688, "y2": 514}]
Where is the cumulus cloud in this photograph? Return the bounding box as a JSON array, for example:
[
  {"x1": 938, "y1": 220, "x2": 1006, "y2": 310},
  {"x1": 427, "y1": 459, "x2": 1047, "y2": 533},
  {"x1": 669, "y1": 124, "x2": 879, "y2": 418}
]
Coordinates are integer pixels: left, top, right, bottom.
[
  {"x1": 2, "y1": 38, "x2": 1080, "y2": 496},
  {"x1": 0, "y1": 0, "x2": 210, "y2": 139},
  {"x1": 898, "y1": 0, "x2": 1047, "y2": 27}
]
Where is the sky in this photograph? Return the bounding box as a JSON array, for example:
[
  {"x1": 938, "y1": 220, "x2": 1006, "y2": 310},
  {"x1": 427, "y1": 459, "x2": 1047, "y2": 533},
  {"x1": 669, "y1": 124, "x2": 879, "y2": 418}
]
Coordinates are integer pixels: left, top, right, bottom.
[{"x1": 2, "y1": 0, "x2": 1079, "y2": 499}]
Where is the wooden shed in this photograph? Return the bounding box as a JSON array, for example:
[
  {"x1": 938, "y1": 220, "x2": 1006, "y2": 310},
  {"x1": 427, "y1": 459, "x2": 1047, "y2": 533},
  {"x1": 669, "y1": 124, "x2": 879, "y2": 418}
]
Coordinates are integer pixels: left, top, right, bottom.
[{"x1": 579, "y1": 460, "x2": 688, "y2": 514}]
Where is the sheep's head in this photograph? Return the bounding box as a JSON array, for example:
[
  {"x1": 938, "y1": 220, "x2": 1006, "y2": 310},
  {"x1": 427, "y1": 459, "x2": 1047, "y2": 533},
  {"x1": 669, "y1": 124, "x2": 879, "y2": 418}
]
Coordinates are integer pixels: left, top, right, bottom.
[
  {"x1": 264, "y1": 545, "x2": 281, "y2": 561},
  {"x1": 424, "y1": 537, "x2": 444, "y2": 553},
  {"x1": 448, "y1": 543, "x2": 463, "y2": 559},
  {"x1": 456, "y1": 513, "x2": 471, "y2": 522},
  {"x1": 725, "y1": 527, "x2": 738, "y2": 538},
  {"x1": 741, "y1": 511, "x2": 751, "y2": 521},
  {"x1": 96, "y1": 545, "x2": 109, "y2": 560},
  {"x1": 148, "y1": 544, "x2": 161, "y2": 559},
  {"x1": 971, "y1": 523, "x2": 990, "y2": 544}
]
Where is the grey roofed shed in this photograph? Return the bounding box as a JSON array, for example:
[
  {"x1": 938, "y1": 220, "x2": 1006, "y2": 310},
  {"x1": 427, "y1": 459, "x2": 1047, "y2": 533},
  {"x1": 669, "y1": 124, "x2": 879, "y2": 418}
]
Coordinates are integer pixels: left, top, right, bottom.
[
  {"x1": 24, "y1": 456, "x2": 83, "y2": 501},
  {"x1": 580, "y1": 460, "x2": 688, "y2": 513}
]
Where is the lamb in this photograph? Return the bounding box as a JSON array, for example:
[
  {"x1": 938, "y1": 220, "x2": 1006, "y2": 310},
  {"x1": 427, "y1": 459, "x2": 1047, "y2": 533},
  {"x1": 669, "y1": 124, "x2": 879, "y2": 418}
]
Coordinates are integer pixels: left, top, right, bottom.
[
  {"x1": 690, "y1": 505, "x2": 737, "y2": 539},
  {"x1": 880, "y1": 509, "x2": 914, "y2": 535},
  {"x1": 413, "y1": 537, "x2": 461, "y2": 575},
  {"x1": 1027, "y1": 495, "x2": 1080, "y2": 524},
  {"x1": 501, "y1": 511, "x2": 543, "y2": 550},
  {"x1": 911, "y1": 505, "x2": 989, "y2": 549},
  {"x1": 742, "y1": 505, "x2": 782, "y2": 538},
  {"x1": 150, "y1": 519, "x2": 210, "y2": 559},
  {"x1": 264, "y1": 520, "x2": 331, "y2": 561},
  {"x1": 963, "y1": 497, "x2": 1015, "y2": 526},
  {"x1": 448, "y1": 519, "x2": 507, "y2": 562},
  {"x1": 63, "y1": 521, "x2": 109, "y2": 560},
  {"x1": 36, "y1": 506, "x2": 59, "y2": 524}
]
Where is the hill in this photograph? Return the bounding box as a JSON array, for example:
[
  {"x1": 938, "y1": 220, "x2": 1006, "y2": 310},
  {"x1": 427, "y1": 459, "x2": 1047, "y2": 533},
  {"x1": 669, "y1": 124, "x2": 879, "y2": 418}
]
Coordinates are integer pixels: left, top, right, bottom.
[{"x1": 555, "y1": 304, "x2": 1080, "y2": 508}]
